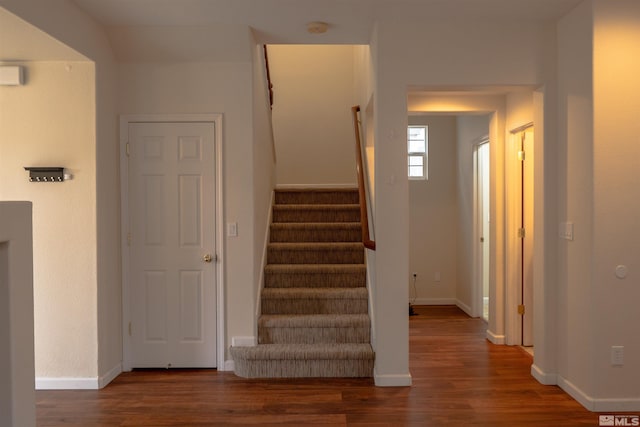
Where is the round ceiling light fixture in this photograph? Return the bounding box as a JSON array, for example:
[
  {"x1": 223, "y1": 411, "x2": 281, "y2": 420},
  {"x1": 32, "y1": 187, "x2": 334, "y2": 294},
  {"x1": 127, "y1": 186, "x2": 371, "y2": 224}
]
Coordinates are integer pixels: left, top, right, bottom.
[{"x1": 307, "y1": 21, "x2": 329, "y2": 34}]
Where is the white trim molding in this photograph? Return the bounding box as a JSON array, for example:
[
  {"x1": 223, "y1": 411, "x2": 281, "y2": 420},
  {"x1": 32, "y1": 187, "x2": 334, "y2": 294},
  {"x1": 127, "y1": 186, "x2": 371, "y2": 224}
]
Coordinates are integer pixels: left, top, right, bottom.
[
  {"x1": 36, "y1": 363, "x2": 122, "y2": 390},
  {"x1": 557, "y1": 375, "x2": 640, "y2": 412},
  {"x1": 275, "y1": 183, "x2": 357, "y2": 189},
  {"x1": 374, "y1": 372, "x2": 412, "y2": 387},
  {"x1": 531, "y1": 364, "x2": 557, "y2": 385},
  {"x1": 36, "y1": 377, "x2": 99, "y2": 390},
  {"x1": 486, "y1": 329, "x2": 505, "y2": 345},
  {"x1": 119, "y1": 113, "x2": 225, "y2": 372},
  {"x1": 456, "y1": 300, "x2": 473, "y2": 317},
  {"x1": 411, "y1": 298, "x2": 456, "y2": 306},
  {"x1": 99, "y1": 363, "x2": 122, "y2": 389}
]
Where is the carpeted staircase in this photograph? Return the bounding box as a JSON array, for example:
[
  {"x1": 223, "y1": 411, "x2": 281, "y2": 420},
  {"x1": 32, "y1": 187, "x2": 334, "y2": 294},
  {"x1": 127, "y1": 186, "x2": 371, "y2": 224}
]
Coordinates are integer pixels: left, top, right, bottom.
[{"x1": 230, "y1": 188, "x2": 375, "y2": 378}]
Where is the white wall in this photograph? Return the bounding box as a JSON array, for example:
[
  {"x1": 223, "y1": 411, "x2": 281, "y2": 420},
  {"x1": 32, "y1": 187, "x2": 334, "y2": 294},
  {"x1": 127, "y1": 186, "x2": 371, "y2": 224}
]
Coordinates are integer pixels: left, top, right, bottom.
[
  {"x1": 373, "y1": 11, "x2": 556, "y2": 384},
  {"x1": 269, "y1": 45, "x2": 357, "y2": 186},
  {"x1": 118, "y1": 57, "x2": 259, "y2": 361},
  {"x1": 251, "y1": 40, "x2": 277, "y2": 317},
  {"x1": 0, "y1": 61, "x2": 98, "y2": 379},
  {"x1": 408, "y1": 115, "x2": 458, "y2": 305},
  {"x1": 0, "y1": 0, "x2": 120, "y2": 386},
  {"x1": 556, "y1": 0, "x2": 595, "y2": 403},
  {"x1": 0, "y1": 202, "x2": 35, "y2": 427},
  {"x1": 456, "y1": 115, "x2": 491, "y2": 311},
  {"x1": 592, "y1": 0, "x2": 640, "y2": 404}
]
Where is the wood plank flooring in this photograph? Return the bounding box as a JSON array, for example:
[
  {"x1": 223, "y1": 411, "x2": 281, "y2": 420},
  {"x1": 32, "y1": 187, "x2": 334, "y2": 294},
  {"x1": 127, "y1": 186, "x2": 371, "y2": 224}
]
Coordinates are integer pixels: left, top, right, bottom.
[{"x1": 37, "y1": 306, "x2": 601, "y2": 426}]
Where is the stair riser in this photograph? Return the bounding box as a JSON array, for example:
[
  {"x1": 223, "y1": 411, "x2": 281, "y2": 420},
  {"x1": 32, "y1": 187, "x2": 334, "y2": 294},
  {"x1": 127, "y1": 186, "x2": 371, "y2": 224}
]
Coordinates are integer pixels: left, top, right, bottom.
[
  {"x1": 261, "y1": 299, "x2": 368, "y2": 315},
  {"x1": 264, "y1": 272, "x2": 365, "y2": 288},
  {"x1": 233, "y1": 358, "x2": 374, "y2": 378},
  {"x1": 273, "y1": 209, "x2": 360, "y2": 223},
  {"x1": 275, "y1": 191, "x2": 359, "y2": 205},
  {"x1": 267, "y1": 248, "x2": 364, "y2": 264},
  {"x1": 259, "y1": 327, "x2": 370, "y2": 344},
  {"x1": 270, "y1": 227, "x2": 362, "y2": 243}
]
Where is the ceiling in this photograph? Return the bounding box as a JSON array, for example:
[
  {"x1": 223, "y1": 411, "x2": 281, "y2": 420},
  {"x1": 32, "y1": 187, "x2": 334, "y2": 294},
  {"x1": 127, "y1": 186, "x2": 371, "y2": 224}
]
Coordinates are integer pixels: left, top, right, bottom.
[
  {"x1": 72, "y1": 0, "x2": 583, "y2": 43},
  {"x1": 1, "y1": 0, "x2": 583, "y2": 62}
]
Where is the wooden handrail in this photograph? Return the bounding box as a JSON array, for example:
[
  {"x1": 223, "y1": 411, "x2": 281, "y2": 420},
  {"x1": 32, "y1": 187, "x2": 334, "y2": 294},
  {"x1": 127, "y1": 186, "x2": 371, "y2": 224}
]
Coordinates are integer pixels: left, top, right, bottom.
[
  {"x1": 352, "y1": 106, "x2": 376, "y2": 251},
  {"x1": 263, "y1": 45, "x2": 274, "y2": 109}
]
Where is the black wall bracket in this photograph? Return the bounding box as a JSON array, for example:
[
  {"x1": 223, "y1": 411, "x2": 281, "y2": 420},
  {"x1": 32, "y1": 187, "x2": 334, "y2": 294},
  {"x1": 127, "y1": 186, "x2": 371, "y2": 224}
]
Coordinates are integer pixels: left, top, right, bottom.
[{"x1": 24, "y1": 167, "x2": 65, "y2": 182}]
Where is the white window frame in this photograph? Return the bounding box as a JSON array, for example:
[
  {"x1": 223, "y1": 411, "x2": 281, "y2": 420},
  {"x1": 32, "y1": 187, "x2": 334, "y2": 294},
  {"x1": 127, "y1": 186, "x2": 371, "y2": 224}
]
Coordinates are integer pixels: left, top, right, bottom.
[{"x1": 408, "y1": 125, "x2": 428, "y2": 180}]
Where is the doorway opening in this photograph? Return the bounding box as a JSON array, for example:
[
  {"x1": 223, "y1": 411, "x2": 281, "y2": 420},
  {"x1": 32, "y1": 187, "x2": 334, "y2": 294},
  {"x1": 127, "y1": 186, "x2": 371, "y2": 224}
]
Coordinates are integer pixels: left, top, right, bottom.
[
  {"x1": 474, "y1": 139, "x2": 490, "y2": 323},
  {"x1": 512, "y1": 124, "x2": 534, "y2": 349}
]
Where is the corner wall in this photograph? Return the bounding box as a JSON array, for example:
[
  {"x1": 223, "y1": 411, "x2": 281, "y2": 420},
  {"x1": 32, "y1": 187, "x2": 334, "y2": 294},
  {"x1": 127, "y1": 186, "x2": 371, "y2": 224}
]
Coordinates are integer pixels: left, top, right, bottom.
[{"x1": 591, "y1": 0, "x2": 640, "y2": 406}]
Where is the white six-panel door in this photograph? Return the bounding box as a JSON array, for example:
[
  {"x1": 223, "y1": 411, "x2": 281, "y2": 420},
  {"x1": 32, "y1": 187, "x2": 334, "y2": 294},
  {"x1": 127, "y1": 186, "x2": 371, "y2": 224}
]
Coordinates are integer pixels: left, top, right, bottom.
[{"x1": 128, "y1": 121, "x2": 217, "y2": 368}]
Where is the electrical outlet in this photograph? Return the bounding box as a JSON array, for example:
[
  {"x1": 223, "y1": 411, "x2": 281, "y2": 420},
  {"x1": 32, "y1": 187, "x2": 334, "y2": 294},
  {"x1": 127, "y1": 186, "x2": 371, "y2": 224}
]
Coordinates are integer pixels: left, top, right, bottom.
[{"x1": 611, "y1": 346, "x2": 624, "y2": 366}]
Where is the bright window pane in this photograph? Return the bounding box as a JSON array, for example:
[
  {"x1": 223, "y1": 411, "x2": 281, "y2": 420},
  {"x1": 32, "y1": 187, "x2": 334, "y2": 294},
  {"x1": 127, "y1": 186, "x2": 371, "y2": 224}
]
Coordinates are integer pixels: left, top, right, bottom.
[
  {"x1": 409, "y1": 155, "x2": 423, "y2": 166},
  {"x1": 409, "y1": 140, "x2": 426, "y2": 153},
  {"x1": 408, "y1": 127, "x2": 425, "y2": 141},
  {"x1": 409, "y1": 166, "x2": 424, "y2": 177}
]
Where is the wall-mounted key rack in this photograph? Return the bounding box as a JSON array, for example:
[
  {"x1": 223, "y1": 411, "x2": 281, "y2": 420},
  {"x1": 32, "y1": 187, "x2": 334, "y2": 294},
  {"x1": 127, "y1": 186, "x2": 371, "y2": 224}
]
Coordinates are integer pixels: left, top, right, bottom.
[{"x1": 24, "y1": 167, "x2": 66, "y2": 182}]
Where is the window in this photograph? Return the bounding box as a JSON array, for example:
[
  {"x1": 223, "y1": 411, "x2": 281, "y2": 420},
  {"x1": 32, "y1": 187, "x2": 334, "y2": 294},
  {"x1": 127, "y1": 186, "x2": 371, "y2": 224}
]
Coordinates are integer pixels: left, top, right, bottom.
[{"x1": 408, "y1": 125, "x2": 428, "y2": 179}]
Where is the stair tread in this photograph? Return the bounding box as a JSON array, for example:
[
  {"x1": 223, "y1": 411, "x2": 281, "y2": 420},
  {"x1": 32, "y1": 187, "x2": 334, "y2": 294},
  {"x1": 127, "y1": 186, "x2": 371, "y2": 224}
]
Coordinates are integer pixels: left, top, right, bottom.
[
  {"x1": 230, "y1": 343, "x2": 374, "y2": 360},
  {"x1": 262, "y1": 287, "x2": 368, "y2": 299},
  {"x1": 268, "y1": 242, "x2": 364, "y2": 249},
  {"x1": 259, "y1": 314, "x2": 370, "y2": 328},
  {"x1": 273, "y1": 204, "x2": 359, "y2": 210},
  {"x1": 275, "y1": 188, "x2": 358, "y2": 193},
  {"x1": 265, "y1": 264, "x2": 365, "y2": 272},
  {"x1": 271, "y1": 222, "x2": 361, "y2": 229}
]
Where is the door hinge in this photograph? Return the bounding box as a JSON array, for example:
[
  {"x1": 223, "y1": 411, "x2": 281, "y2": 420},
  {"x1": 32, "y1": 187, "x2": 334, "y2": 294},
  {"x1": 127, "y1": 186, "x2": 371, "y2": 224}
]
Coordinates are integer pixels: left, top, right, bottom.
[
  {"x1": 127, "y1": 232, "x2": 132, "y2": 246},
  {"x1": 126, "y1": 142, "x2": 130, "y2": 157},
  {"x1": 518, "y1": 150, "x2": 525, "y2": 161},
  {"x1": 518, "y1": 228, "x2": 526, "y2": 238},
  {"x1": 128, "y1": 321, "x2": 132, "y2": 336},
  {"x1": 518, "y1": 304, "x2": 525, "y2": 315}
]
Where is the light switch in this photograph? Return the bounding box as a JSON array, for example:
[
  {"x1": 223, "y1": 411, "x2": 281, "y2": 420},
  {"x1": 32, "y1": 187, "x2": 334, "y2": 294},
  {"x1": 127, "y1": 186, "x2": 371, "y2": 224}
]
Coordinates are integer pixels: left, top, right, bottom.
[
  {"x1": 227, "y1": 222, "x2": 238, "y2": 237},
  {"x1": 559, "y1": 222, "x2": 574, "y2": 241}
]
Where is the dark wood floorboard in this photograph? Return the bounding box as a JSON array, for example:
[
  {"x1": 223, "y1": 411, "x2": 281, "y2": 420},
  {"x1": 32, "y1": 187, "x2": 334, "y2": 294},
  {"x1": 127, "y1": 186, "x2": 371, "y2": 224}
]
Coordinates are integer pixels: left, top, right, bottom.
[{"x1": 37, "y1": 306, "x2": 604, "y2": 426}]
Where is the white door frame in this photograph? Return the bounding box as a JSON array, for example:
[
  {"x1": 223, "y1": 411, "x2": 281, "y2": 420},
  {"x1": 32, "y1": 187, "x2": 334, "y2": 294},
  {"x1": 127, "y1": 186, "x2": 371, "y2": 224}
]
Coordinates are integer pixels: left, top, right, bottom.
[
  {"x1": 119, "y1": 114, "x2": 225, "y2": 371},
  {"x1": 472, "y1": 137, "x2": 490, "y2": 320}
]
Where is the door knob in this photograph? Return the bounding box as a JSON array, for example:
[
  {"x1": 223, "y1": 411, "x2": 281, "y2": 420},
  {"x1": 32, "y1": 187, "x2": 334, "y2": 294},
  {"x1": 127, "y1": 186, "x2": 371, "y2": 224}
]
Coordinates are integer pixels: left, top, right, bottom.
[{"x1": 203, "y1": 254, "x2": 213, "y2": 263}]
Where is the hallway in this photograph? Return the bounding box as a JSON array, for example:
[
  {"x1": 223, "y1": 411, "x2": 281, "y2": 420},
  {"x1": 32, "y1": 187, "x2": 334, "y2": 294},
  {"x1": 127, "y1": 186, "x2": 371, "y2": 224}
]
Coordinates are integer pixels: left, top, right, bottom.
[{"x1": 36, "y1": 306, "x2": 598, "y2": 426}]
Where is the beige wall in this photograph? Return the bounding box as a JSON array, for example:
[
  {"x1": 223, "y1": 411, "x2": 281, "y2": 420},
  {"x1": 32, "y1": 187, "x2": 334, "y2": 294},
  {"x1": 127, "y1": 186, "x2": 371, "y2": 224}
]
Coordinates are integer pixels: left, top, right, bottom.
[
  {"x1": 408, "y1": 115, "x2": 458, "y2": 304},
  {"x1": 592, "y1": 0, "x2": 640, "y2": 402},
  {"x1": 0, "y1": 61, "x2": 98, "y2": 378},
  {"x1": 269, "y1": 45, "x2": 357, "y2": 186}
]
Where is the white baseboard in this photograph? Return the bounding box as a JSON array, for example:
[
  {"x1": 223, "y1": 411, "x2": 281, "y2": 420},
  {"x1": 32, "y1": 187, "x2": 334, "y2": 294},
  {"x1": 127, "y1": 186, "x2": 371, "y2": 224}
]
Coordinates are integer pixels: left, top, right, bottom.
[
  {"x1": 36, "y1": 377, "x2": 100, "y2": 390},
  {"x1": 456, "y1": 300, "x2": 473, "y2": 316},
  {"x1": 486, "y1": 329, "x2": 505, "y2": 344},
  {"x1": 98, "y1": 363, "x2": 122, "y2": 388},
  {"x1": 531, "y1": 364, "x2": 557, "y2": 385},
  {"x1": 374, "y1": 371, "x2": 412, "y2": 387},
  {"x1": 557, "y1": 375, "x2": 595, "y2": 411},
  {"x1": 275, "y1": 183, "x2": 357, "y2": 189},
  {"x1": 223, "y1": 359, "x2": 235, "y2": 372},
  {"x1": 557, "y1": 375, "x2": 640, "y2": 412},
  {"x1": 410, "y1": 298, "x2": 456, "y2": 306},
  {"x1": 231, "y1": 336, "x2": 256, "y2": 347}
]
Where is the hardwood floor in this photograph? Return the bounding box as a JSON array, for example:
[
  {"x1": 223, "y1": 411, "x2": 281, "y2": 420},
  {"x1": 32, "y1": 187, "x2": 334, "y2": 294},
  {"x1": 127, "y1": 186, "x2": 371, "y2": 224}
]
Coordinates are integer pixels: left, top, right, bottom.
[{"x1": 37, "y1": 306, "x2": 600, "y2": 426}]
